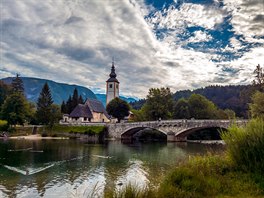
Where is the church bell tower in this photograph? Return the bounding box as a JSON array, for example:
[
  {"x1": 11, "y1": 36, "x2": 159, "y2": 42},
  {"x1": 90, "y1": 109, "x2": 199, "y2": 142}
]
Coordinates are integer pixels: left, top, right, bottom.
[{"x1": 106, "y1": 61, "x2": 119, "y2": 105}]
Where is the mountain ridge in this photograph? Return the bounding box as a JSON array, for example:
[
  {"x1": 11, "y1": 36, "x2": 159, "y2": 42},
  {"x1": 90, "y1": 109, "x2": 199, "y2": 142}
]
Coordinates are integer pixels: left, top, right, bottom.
[{"x1": 1, "y1": 77, "x2": 137, "y2": 106}]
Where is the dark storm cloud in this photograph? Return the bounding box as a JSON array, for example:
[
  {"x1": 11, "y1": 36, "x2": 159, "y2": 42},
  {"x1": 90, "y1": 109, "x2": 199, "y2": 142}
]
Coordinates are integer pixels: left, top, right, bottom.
[
  {"x1": 65, "y1": 16, "x2": 85, "y2": 25},
  {"x1": 57, "y1": 46, "x2": 96, "y2": 62}
]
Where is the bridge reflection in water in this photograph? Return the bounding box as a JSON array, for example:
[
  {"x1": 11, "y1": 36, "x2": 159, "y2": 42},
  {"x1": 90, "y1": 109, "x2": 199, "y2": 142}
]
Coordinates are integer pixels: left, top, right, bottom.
[{"x1": 107, "y1": 120, "x2": 248, "y2": 142}]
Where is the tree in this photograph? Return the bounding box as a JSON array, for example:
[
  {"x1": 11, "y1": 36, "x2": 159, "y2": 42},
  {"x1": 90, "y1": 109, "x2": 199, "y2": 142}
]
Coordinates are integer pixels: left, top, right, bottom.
[
  {"x1": 11, "y1": 74, "x2": 24, "y2": 94},
  {"x1": 49, "y1": 104, "x2": 62, "y2": 127},
  {"x1": 0, "y1": 80, "x2": 11, "y2": 107},
  {"x1": 142, "y1": 87, "x2": 173, "y2": 120},
  {"x1": 1, "y1": 93, "x2": 31, "y2": 125},
  {"x1": 106, "y1": 98, "x2": 130, "y2": 122},
  {"x1": 78, "y1": 95, "x2": 84, "y2": 104},
  {"x1": 188, "y1": 94, "x2": 218, "y2": 119},
  {"x1": 173, "y1": 98, "x2": 190, "y2": 119},
  {"x1": 66, "y1": 95, "x2": 72, "y2": 114},
  {"x1": 130, "y1": 109, "x2": 146, "y2": 122},
  {"x1": 249, "y1": 91, "x2": 264, "y2": 118},
  {"x1": 36, "y1": 82, "x2": 54, "y2": 125},
  {"x1": 72, "y1": 88, "x2": 79, "y2": 109},
  {"x1": 253, "y1": 64, "x2": 264, "y2": 89},
  {"x1": 61, "y1": 100, "x2": 67, "y2": 114}
]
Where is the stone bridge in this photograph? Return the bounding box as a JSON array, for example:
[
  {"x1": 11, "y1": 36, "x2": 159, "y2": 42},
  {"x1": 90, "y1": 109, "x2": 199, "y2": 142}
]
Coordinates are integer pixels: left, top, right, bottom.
[{"x1": 107, "y1": 120, "x2": 248, "y2": 142}]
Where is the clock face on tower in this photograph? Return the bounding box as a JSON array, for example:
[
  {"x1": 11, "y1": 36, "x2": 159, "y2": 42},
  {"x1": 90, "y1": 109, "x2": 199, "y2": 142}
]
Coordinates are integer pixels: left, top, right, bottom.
[{"x1": 106, "y1": 61, "x2": 119, "y2": 105}]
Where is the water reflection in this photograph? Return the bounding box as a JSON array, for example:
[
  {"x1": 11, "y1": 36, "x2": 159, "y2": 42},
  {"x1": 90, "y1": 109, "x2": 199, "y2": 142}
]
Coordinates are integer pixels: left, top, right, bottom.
[{"x1": 0, "y1": 139, "x2": 224, "y2": 197}]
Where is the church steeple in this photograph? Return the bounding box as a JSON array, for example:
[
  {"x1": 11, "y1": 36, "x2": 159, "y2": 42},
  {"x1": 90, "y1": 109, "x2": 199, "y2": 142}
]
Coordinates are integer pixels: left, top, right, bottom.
[
  {"x1": 107, "y1": 60, "x2": 119, "y2": 83},
  {"x1": 109, "y1": 61, "x2": 117, "y2": 78},
  {"x1": 106, "y1": 60, "x2": 120, "y2": 105}
]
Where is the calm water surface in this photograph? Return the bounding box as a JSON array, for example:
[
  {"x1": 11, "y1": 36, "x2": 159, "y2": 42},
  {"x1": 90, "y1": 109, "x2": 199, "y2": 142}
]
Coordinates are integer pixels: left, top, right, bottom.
[{"x1": 0, "y1": 139, "x2": 224, "y2": 197}]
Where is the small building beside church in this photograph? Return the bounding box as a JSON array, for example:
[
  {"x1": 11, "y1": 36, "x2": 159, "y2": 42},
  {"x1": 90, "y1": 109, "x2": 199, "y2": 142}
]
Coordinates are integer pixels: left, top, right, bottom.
[
  {"x1": 60, "y1": 61, "x2": 119, "y2": 124},
  {"x1": 68, "y1": 99, "x2": 110, "y2": 123}
]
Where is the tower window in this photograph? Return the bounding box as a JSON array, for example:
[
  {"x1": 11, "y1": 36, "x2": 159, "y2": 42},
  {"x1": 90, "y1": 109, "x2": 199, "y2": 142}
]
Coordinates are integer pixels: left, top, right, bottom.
[
  {"x1": 116, "y1": 84, "x2": 118, "y2": 89},
  {"x1": 109, "y1": 84, "x2": 112, "y2": 88}
]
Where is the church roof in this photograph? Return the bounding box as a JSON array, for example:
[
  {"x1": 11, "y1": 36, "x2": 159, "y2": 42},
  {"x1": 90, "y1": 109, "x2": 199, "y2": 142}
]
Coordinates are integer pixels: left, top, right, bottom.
[
  {"x1": 69, "y1": 104, "x2": 93, "y2": 118},
  {"x1": 85, "y1": 99, "x2": 110, "y2": 118},
  {"x1": 106, "y1": 77, "x2": 119, "y2": 83}
]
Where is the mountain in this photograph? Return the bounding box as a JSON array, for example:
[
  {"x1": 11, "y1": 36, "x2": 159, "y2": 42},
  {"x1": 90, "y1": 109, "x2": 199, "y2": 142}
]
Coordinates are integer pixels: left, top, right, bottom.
[
  {"x1": 95, "y1": 94, "x2": 137, "y2": 107},
  {"x1": 2, "y1": 77, "x2": 97, "y2": 104},
  {"x1": 2, "y1": 77, "x2": 138, "y2": 106}
]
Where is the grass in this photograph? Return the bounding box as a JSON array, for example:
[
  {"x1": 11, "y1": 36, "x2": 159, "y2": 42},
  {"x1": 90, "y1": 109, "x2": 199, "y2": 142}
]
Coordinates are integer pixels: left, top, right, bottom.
[
  {"x1": 7, "y1": 125, "x2": 106, "y2": 137},
  {"x1": 46, "y1": 124, "x2": 106, "y2": 135}
]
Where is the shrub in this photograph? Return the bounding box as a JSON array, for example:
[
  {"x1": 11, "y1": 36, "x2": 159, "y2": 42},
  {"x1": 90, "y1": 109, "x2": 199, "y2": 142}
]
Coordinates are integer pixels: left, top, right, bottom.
[
  {"x1": 41, "y1": 132, "x2": 48, "y2": 137},
  {"x1": 0, "y1": 120, "x2": 8, "y2": 131},
  {"x1": 221, "y1": 118, "x2": 264, "y2": 173}
]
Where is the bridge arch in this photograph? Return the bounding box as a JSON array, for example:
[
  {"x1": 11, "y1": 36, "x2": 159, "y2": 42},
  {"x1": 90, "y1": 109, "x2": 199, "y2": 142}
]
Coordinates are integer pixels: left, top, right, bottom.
[
  {"x1": 175, "y1": 126, "x2": 228, "y2": 140},
  {"x1": 121, "y1": 127, "x2": 167, "y2": 140}
]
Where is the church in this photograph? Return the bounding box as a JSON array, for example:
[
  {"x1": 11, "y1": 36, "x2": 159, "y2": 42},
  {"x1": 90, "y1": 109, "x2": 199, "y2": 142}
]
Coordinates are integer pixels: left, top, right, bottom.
[{"x1": 61, "y1": 62, "x2": 119, "y2": 124}]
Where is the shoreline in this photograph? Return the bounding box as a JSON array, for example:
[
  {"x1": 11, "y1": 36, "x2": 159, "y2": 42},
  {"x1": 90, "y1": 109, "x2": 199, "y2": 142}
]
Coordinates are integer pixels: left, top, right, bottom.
[{"x1": 1, "y1": 134, "x2": 69, "y2": 140}]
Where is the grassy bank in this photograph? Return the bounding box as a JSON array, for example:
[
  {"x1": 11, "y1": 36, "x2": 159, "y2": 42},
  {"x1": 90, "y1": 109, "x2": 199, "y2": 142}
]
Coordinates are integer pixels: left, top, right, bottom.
[
  {"x1": 47, "y1": 125, "x2": 106, "y2": 134},
  {"x1": 7, "y1": 125, "x2": 106, "y2": 137},
  {"x1": 106, "y1": 118, "x2": 264, "y2": 198}
]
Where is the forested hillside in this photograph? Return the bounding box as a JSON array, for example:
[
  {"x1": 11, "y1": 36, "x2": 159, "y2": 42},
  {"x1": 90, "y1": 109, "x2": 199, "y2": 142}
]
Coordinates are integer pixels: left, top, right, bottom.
[{"x1": 131, "y1": 85, "x2": 257, "y2": 118}]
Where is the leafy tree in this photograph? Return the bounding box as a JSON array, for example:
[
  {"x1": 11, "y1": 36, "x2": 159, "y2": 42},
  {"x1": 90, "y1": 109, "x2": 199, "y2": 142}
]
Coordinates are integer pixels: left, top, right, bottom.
[
  {"x1": 188, "y1": 94, "x2": 218, "y2": 119},
  {"x1": 11, "y1": 74, "x2": 24, "y2": 94},
  {"x1": 249, "y1": 91, "x2": 264, "y2": 118},
  {"x1": 224, "y1": 109, "x2": 236, "y2": 119},
  {"x1": 1, "y1": 93, "x2": 31, "y2": 125},
  {"x1": 142, "y1": 87, "x2": 173, "y2": 120},
  {"x1": 106, "y1": 98, "x2": 130, "y2": 122},
  {"x1": 130, "y1": 109, "x2": 146, "y2": 122},
  {"x1": 49, "y1": 104, "x2": 62, "y2": 127},
  {"x1": 0, "y1": 80, "x2": 11, "y2": 107},
  {"x1": 173, "y1": 98, "x2": 190, "y2": 119},
  {"x1": 36, "y1": 82, "x2": 54, "y2": 125}
]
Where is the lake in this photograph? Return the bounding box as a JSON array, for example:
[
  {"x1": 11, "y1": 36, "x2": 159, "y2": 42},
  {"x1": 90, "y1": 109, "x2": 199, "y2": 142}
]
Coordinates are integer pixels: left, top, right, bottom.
[{"x1": 0, "y1": 139, "x2": 224, "y2": 197}]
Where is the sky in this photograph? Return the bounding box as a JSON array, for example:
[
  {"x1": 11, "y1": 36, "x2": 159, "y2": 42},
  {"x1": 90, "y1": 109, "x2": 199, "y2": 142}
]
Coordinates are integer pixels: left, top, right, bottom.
[{"x1": 0, "y1": 0, "x2": 263, "y2": 98}]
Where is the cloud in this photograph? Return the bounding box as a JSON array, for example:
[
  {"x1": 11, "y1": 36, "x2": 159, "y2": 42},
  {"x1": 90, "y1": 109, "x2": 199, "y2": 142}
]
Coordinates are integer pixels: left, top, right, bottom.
[
  {"x1": 187, "y1": 30, "x2": 213, "y2": 43},
  {"x1": 0, "y1": 0, "x2": 263, "y2": 99},
  {"x1": 223, "y1": 0, "x2": 264, "y2": 42},
  {"x1": 148, "y1": 3, "x2": 226, "y2": 31}
]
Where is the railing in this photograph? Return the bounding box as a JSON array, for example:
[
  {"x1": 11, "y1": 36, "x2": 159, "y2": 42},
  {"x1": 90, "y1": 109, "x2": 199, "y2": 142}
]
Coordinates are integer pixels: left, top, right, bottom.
[{"x1": 107, "y1": 119, "x2": 248, "y2": 126}]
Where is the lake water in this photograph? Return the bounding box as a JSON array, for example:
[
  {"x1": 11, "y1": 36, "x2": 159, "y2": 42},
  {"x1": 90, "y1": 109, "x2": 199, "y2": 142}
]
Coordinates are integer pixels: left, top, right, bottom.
[{"x1": 0, "y1": 139, "x2": 224, "y2": 197}]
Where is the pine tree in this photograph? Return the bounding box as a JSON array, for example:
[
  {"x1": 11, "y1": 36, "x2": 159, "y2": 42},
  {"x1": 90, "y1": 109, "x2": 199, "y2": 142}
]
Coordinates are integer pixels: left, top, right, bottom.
[
  {"x1": 72, "y1": 88, "x2": 79, "y2": 109},
  {"x1": 78, "y1": 95, "x2": 84, "y2": 104},
  {"x1": 66, "y1": 95, "x2": 72, "y2": 114},
  {"x1": 61, "y1": 100, "x2": 67, "y2": 114},
  {"x1": 36, "y1": 82, "x2": 53, "y2": 125},
  {"x1": 11, "y1": 74, "x2": 24, "y2": 94}
]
